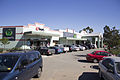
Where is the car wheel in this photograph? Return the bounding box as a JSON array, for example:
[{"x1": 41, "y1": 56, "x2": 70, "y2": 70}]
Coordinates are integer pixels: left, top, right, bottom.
[
  {"x1": 93, "y1": 59, "x2": 98, "y2": 63},
  {"x1": 35, "y1": 68, "x2": 42, "y2": 78}
]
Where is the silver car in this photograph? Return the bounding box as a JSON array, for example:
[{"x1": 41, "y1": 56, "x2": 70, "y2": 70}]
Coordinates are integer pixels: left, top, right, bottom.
[{"x1": 99, "y1": 57, "x2": 120, "y2": 80}]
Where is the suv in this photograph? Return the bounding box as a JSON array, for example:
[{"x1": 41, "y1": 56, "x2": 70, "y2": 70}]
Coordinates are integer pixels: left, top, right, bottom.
[
  {"x1": 99, "y1": 57, "x2": 120, "y2": 80},
  {"x1": 0, "y1": 50, "x2": 43, "y2": 80},
  {"x1": 86, "y1": 51, "x2": 112, "y2": 63}
]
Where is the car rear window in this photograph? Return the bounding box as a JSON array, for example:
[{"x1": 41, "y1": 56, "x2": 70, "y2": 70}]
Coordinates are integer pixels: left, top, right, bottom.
[{"x1": 0, "y1": 55, "x2": 19, "y2": 72}]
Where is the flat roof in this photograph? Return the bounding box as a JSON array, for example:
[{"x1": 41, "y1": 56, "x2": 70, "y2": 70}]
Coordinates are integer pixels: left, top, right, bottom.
[
  {"x1": 61, "y1": 37, "x2": 87, "y2": 41},
  {"x1": 24, "y1": 31, "x2": 60, "y2": 37}
]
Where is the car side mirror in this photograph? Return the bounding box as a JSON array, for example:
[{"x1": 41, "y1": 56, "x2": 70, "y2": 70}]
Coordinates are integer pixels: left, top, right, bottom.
[{"x1": 107, "y1": 69, "x2": 114, "y2": 73}]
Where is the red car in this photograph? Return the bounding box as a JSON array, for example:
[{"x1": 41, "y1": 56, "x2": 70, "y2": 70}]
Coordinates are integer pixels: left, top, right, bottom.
[{"x1": 86, "y1": 51, "x2": 112, "y2": 63}]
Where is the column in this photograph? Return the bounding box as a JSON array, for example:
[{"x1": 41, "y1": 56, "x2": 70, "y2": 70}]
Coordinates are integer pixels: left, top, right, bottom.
[
  {"x1": 98, "y1": 37, "x2": 100, "y2": 48},
  {"x1": 50, "y1": 37, "x2": 53, "y2": 46},
  {"x1": 101, "y1": 38, "x2": 103, "y2": 48}
]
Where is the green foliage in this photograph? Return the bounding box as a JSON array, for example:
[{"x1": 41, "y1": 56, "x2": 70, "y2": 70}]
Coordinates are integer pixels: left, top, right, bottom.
[
  {"x1": 8, "y1": 47, "x2": 21, "y2": 52},
  {"x1": 82, "y1": 26, "x2": 93, "y2": 33},
  {"x1": 0, "y1": 49, "x2": 3, "y2": 53},
  {"x1": 0, "y1": 38, "x2": 10, "y2": 50},
  {"x1": 103, "y1": 25, "x2": 120, "y2": 49},
  {"x1": 103, "y1": 25, "x2": 120, "y2": 55},
  {"x1": 0, "y1": 38, "x2": 10, "y2": 45},
  {"x1": 109, "y1": 48, "x2": 120, "y2": 55}
]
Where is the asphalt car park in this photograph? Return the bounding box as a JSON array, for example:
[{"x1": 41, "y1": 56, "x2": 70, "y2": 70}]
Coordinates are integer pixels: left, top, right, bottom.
[{"x1": 32, "y1": 48, "x2": 104, "y2": 80}]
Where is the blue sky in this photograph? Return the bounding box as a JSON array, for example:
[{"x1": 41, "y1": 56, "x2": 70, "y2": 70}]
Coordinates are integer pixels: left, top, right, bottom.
[{"x1": 0, "y1": 0, "x2": 120, "y2": 33}]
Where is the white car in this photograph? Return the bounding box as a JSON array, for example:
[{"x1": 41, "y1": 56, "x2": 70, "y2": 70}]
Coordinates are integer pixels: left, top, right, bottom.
[
  {"x1": 55, "y1": 44, "x2": 69, "y2": 52},
  {"x1": 99, "y1": 57, "x2": 120, "y2": 80},
  {"x1": 20, "y1": 45, "x2": 31, "y2": 50},
  {"x1": 71, "y1": 45, "x2": 80, "y2": 51},
  {"x1": 77, "y1": 45, "x2": 85, "y2": 51}
]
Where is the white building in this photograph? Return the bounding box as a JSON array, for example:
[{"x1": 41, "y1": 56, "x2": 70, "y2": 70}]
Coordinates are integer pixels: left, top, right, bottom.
[{"x1": 0, "y1": 23, "x2": 103, "y2": 49}]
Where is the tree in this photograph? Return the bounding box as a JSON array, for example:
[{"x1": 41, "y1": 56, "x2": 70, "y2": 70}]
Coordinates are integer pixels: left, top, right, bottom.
[
  {"x1": 103, "y1": 25, "x2": 120, "y2": 50},
  {"x1": 82, "y1": 26, "x2": 93, "y2": 33},
  {"x1": 0, "y1": 38, "x2": 10, "y2": 50}
]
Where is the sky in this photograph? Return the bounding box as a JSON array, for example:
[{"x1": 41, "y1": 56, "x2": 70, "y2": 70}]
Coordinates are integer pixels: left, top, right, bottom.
[{"x1": 0, "y1": 0, "x2": 120, "y2": 33}]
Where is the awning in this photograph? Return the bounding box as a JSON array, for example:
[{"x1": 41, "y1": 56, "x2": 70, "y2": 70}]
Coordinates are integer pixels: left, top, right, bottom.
[
  {"x1": 61, "y1": 37, "x2": 87, "y2": 41},
  {"x1": 24, "y1": 31, "x2": 60, "y2": 37}
]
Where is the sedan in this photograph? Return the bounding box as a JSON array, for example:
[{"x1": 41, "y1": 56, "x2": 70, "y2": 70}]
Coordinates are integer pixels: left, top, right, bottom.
[
  {"x1": 49, "y1": 46, "x2": 63, "y2": 54},
  {"x1": 86, "y1": 51, "x2": 112, "y2": 63},
  {"x1": 71, "y1": 45, "x2": 80, "y2": 51},
  {"x1": 99, "y1": 57, "x2": 120, "y2": 80}
]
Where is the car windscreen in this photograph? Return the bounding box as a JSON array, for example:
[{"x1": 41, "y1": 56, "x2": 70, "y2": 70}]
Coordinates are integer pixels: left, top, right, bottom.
[
  {"x1": 0, "y1": 55, "x2": 19, "y2": 72},
  {"x1": 91, "y1": 51, "x2": 95, "y2": 54}
]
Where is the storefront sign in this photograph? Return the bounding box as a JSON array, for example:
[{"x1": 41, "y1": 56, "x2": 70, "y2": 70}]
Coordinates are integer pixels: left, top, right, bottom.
[
  {"x1": 73, "y1": 34, "x2": 77, "y2": 38},
  {"x1": 63, "y1": 32, "x2": 76, "y2": 38},
  {"x1": 2, "y1": 28, "x2": 16, "y2": 41},
  {"x1": 36, "y1": 27, "x2": 44, "y2": 31}
]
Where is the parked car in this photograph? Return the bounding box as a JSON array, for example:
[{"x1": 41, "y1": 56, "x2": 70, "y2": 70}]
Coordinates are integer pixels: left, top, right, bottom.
[
  {"x1": 71, "y1": 45, "x2": 80, "y2": 51},
  {"x1": 81, "y1": 44, "x2": 89, "y2": 50},
  {"x1": 77, "y1": 45, "x2": 85, "y2": 51},
  {"x1": 86, "y1": 51, "x2": 112, "y2": 63},
  {"x1": 0, "y1": 50, "x2": 43, "y2": 80},
  {"x1": 19, "y1": 45, "x2": 31, "y2": 50},
  {"x1": 91, "y1": 44, "x2": 95, "y2": 49},
  {"x1": 55, "y1": 44, "x2": 69, "y2": 52},
  {"x1": 63, "y1": 45, "x2": 72, "y2": 52},
  {"x1": 99, "y1": 57, "x2": 120, "y2": 80},
  {"x1": 38, "y1": 47, "x2": 55, "y2": 55},
  {"x1": 63, "y1": 45, "x2": 70, "y2": 52},
  {"x1": 49, "y1": 46, "x2": 63, "y2": 54}
]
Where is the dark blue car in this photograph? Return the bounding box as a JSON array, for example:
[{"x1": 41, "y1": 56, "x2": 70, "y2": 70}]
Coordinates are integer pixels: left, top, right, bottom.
[
  {"x1": 0, "y1": 50, "x2": 43, "y2": 80},
  {"x1": 49, "y1": 47, "x2": 63, "y2": 54}
]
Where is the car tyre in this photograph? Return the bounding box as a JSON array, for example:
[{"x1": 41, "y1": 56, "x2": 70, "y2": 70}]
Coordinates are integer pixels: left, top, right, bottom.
[
  {"x1": 93, "y1": 59, "x2": 98, "y2": 63},
  {"x1": 34, "y1": 68, "x2": 42, "y2": 78}
]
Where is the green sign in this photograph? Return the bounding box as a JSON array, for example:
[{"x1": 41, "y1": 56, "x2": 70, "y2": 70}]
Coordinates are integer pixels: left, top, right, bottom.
[
  {"x1": 3, "y1": 28, "x2": 16, "y2": 41},
  {"x1": 5, "y1": 29, "x2": 13, "y2": 36},
  {"x1": 73, "y1": 34, "x2": 77, "y2": 38}
]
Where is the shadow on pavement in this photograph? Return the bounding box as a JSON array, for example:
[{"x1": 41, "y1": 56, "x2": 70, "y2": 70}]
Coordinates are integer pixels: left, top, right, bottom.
[
  {"x1": 90, "y1": 65, "x2": 99, "y2": 70},
  {"x1": 75, "y1": 55, "x2": 86, "y2": 57},
  {"x1": 78, "y1": 72, "x2": 100, "y2": 80},
  {"x1": 78, "y1": 60, "x2": 93, "y2": 63}
]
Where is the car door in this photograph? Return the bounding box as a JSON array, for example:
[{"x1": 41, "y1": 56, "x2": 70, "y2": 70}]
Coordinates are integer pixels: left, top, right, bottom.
[
  {"x1": 15, "y1": 55, "x2": 30, "y2": 80},
  {"x1": 106, "y1": 59, "x2": 115, "y2": 80},
  {"x1": 101, "y1": 59, "x2": 110, "y2": 80},
  {"x1": 95, "y1": 52, "x2": 103, "y2": 60},
  {"x1": 27, "y1": 53, "x2": 37, "y2": 77}
]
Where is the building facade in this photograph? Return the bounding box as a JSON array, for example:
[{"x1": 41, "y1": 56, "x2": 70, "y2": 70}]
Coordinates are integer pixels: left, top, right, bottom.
[{"x1": 0, "y1": 23, "x2": 103, "y2": 49}]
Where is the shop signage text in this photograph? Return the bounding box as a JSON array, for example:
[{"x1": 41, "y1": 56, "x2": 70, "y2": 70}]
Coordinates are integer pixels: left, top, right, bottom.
[
  {"x1": 63, "y1": 32, "x2": 76, "y2": 38},
  {"x1": 36, "y1": 27, "x2": 44, "y2": 31}
]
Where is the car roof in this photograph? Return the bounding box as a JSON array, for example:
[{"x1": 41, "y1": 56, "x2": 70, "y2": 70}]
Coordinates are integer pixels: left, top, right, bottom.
[
  {"x1": 95, "y1": 50, "x2": 108, "y2": 52},
  {"x1": 104, "y1": 56, "x2": 120, "y2": 62},
  {"x1": 0, "y1": 50, "x2": 38, "y2": 57}
]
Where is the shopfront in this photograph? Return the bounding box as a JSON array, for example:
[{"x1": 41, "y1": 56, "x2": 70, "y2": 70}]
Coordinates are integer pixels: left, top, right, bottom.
[
  {"x1": 0, "y1": 23, "x2": 103, "y2": 49},
  {"x1": 0, "y1": 23, "x2": 61, "y2": 49},
  {"x1": 59, "y1": 31, "x2": 87, "y2": 45}
]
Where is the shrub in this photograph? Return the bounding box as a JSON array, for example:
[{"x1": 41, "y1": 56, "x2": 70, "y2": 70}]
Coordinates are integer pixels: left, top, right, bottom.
[
  {"x1": 8, "y1": 47, "x2": 21, "y2": 52},
  {"x1": 109, "y1": 48, "x2": 120, "y2": 55},
  {"x1": 0, "y1": 49, "x2": 3, "y2": 53}
]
